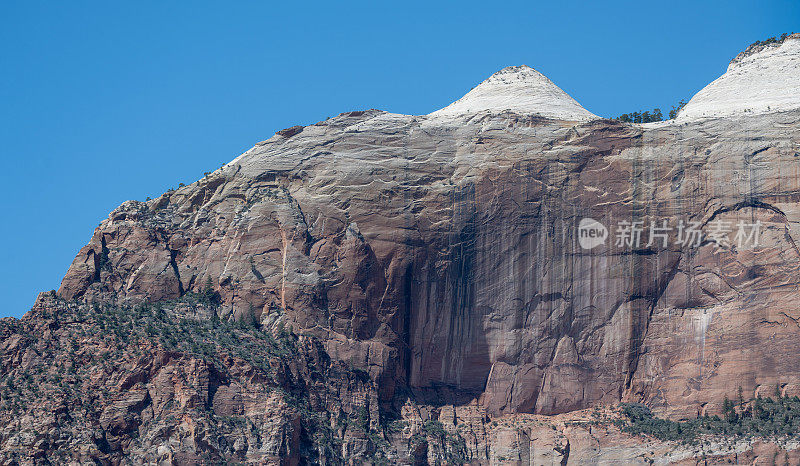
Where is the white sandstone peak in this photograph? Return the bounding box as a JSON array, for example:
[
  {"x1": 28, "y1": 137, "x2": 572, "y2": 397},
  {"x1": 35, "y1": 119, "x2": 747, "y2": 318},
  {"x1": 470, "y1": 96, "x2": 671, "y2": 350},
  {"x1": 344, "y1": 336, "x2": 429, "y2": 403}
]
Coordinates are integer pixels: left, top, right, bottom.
[
  {"x1": 677, "y1": 34, "x2": 800, "y2": 121},
  {"x1": 429, "y1": 65, "x2": 598, "y2": 121}
]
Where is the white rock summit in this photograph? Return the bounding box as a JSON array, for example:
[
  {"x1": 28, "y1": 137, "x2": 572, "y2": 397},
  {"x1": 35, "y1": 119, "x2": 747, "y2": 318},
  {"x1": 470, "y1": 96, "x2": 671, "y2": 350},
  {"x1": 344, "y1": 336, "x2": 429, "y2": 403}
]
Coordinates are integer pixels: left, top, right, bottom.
[
  {"x1": 429, "y1": 65, "x2": 598, "y2": 121},
  {"x1": 678, "y1": 33, "x2": 800, "y2": 121},
  {"x1": 428, "y1": 35, "x2": 800, "y2": 124}
]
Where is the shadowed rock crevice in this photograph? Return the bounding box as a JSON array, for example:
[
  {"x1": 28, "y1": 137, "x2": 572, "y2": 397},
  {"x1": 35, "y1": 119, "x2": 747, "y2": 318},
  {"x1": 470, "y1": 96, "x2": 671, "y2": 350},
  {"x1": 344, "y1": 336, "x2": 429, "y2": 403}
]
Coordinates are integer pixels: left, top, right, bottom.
[{"x1": 168, "y1": 248, "x2": 184, "y2": 297}]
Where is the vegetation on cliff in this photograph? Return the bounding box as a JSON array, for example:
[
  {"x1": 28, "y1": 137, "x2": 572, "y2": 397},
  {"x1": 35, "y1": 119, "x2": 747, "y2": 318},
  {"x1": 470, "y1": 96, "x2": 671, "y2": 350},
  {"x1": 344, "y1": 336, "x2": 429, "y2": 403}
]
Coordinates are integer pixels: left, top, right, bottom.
[
  {"x1": 614, "y1": 99, "x2": 688, "y2": 123},
  {"x1": 0, "y1": 294, "x2": 475, "y2": 464},
  {"x1": 618, "y1": 388, "x2": 800, "y2": 443}
]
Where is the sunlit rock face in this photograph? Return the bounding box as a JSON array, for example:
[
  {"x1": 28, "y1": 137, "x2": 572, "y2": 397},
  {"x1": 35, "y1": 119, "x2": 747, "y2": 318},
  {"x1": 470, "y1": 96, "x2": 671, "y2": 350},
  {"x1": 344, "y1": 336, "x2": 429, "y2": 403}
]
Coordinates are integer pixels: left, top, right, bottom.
[
  {"x1": 58, "y1": 38, "x2": 800, "y2": 423},
  {"x1": 428, "y1": 65, "x2": 599, "y2": 121},
  {"x1": 677, "y1": 33, "x2": 800, "y2": 121}
]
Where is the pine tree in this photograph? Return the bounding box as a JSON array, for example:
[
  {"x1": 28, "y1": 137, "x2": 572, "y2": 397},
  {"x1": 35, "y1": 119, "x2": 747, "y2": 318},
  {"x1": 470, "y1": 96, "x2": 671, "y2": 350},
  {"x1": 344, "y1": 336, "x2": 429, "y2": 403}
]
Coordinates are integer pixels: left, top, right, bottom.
[
  {"x1": 652, "y1": 108, "x2": 663, "y2": 121},
  {"x1": 669, "y1": 99, "x2": 688, "y2": 119}
]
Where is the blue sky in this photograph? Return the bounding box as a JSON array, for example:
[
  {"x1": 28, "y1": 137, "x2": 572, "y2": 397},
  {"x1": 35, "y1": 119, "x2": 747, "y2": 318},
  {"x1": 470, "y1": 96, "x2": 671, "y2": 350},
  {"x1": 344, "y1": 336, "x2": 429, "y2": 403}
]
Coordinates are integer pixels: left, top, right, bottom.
[{"x1": 0, "y1": 1, "x2": 797, "y2": 317}]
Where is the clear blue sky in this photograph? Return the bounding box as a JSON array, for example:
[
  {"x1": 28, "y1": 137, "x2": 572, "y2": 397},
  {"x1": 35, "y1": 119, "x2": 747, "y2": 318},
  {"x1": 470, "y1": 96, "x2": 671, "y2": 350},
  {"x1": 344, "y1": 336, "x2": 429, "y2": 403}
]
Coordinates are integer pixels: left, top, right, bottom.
[{"x1": 0, "y1": 1, "x2": 797, "y2": 317}]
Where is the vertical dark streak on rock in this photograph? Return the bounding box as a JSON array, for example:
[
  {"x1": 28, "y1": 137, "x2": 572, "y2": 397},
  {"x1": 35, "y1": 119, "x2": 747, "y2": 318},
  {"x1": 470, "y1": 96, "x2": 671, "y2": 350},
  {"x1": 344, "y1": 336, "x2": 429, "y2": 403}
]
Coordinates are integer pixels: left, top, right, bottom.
[
  {"x1": 403, "y1": 264, "x2": 414, "y2": 384},
  {"x1": 94, "y1": 235, "x2": 110, "y2": 283},
  {"x1": 447, "y1": 184, "x2": 478, "y2": 385},
  {"x1": 168, "y1": 248, "x2": 185, "y2": 297}
]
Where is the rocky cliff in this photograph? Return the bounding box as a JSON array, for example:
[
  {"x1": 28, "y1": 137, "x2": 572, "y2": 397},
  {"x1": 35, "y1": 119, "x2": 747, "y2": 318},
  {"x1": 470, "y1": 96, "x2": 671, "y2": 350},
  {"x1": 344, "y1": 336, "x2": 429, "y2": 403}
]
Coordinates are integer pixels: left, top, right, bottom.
[{"x1": 2, "y1": 35, "x2": 800, "y2": 464}]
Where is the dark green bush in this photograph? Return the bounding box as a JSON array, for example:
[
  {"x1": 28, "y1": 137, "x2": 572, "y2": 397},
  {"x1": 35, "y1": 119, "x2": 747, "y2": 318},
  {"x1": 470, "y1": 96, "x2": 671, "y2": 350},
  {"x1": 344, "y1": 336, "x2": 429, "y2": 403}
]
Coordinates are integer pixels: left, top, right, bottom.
[{"x1": 619, "y1": 390, "x2": 800, "y2": 443}]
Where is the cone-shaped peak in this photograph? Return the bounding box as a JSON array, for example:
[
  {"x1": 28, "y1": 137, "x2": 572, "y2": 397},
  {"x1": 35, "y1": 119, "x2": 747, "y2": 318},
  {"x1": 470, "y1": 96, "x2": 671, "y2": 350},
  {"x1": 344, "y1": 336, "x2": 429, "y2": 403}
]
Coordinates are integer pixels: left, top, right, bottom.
[
  {"x1": 677, "y1": 33, "x2": 800, "y2": 121},
  {"x1": 429, "y1": 65, "x2": 598, "y2": 121}
]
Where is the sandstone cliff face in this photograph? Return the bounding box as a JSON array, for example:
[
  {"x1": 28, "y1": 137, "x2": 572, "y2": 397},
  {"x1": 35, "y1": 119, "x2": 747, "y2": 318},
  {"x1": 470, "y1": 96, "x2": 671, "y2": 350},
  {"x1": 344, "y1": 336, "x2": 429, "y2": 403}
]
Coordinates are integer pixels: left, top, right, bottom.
[
  {"x1": 5, "y1": 296, "x2": 799, "y2": 465},
  {"x1": 58, "y1": 73, "x2": 800, "y2": 416},
  {"x1": 0, "y1": 296, "x2": 387, "y2": 464},
  {"x1": 4, "y1": 35, "x2": 800, "y2": 464}
]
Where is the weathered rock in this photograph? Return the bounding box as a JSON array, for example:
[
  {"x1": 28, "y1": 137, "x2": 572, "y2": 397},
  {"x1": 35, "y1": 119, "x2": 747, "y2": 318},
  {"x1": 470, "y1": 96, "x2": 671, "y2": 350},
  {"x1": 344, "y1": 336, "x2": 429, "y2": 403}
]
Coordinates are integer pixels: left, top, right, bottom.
[
  {"x1": 5, "y1": 34, "x2": 800, "y2": 464},
  {"x1": 58, "y1": 115, "x2": 800, "y2": 419}
]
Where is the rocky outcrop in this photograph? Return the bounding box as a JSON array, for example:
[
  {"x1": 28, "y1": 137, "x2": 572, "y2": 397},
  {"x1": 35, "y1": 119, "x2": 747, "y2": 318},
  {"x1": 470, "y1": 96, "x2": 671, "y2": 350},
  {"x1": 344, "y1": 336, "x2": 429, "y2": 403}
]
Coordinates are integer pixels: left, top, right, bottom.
[
  {"x1": 4, "y1": 35, "x2": 800, "y2": 463},
  {"x1": 0, "y1": 295, "x2": 387, "y2": 464},
  {"x1": 57, "y1": 112, "x2": 800, "y2": 419},
  {"x1": 429, "y1": 65, "x2": 599, "y2": 121},
  {"x1": 676, "y1": 33, "x2": 800, "y2": 121},
  {"x1": 5, "y1": 295, "x2": 800, "y2": 464}
]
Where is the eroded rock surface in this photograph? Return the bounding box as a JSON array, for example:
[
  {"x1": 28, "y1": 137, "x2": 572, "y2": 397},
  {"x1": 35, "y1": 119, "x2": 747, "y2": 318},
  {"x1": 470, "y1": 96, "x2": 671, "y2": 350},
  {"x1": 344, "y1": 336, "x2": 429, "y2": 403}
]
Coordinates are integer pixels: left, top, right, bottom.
[
  {"x1": 57, "y1": 103, "x2": 800, "y2": 421},
  {"x1": 3, "y1": 35, "x2": 800, "y2": 464}
]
